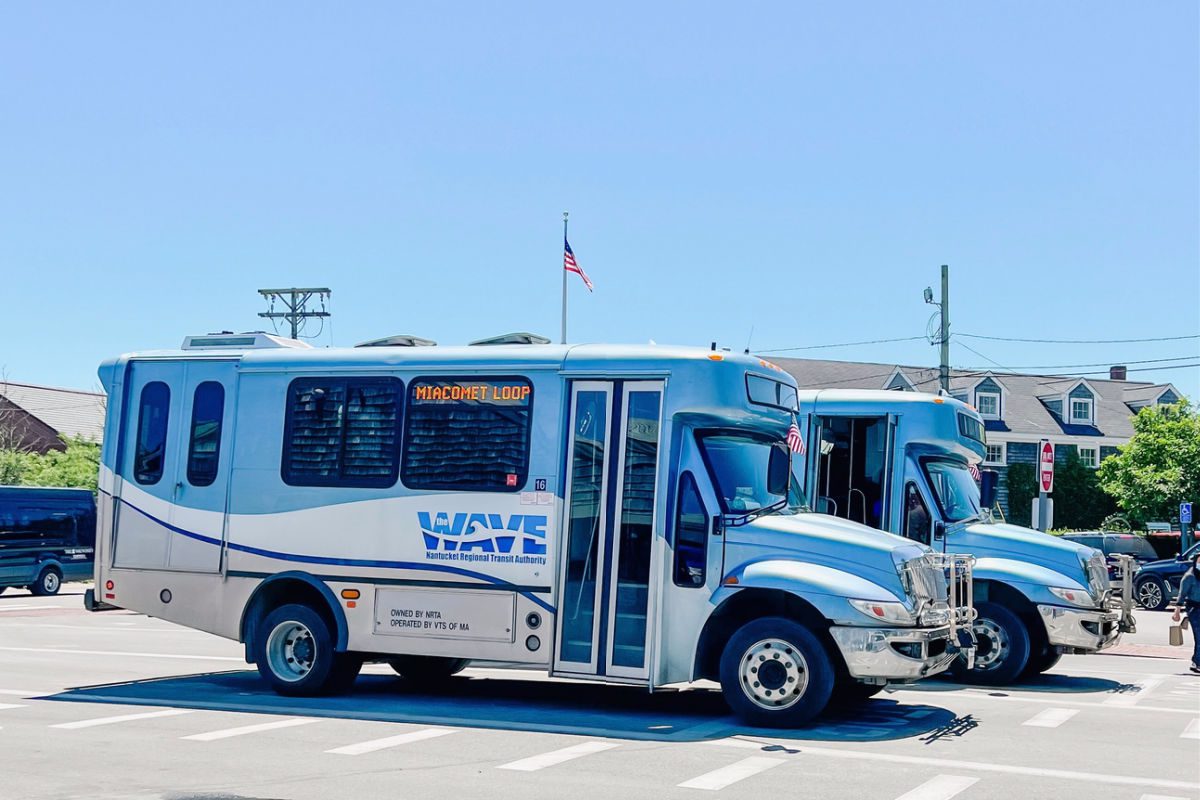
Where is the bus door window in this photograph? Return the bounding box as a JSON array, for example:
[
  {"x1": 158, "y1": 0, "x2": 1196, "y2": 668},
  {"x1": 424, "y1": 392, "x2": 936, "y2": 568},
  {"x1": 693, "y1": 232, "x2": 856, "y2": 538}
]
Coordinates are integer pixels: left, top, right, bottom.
[
  {"x1": 673, "y1": 472, "x2": 708, "y2": 587},
  {"x1": 815, "y1": 416, "x2": 887, "y2": 528},
  {"x1": 903, "y1": 482, "x2": 932, "y2": 546}
]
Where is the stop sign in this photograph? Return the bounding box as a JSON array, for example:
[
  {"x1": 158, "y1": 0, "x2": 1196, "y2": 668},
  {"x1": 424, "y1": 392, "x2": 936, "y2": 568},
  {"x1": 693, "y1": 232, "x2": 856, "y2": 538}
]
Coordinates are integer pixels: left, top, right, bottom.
[{"x1": 1038, "y1": 439, "x2": 1055, "y2": 493}]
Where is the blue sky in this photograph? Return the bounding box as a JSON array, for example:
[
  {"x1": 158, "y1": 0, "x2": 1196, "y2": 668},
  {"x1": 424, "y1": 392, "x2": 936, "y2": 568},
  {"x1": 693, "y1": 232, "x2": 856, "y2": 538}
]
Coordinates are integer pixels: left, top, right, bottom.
[{"x1": 1, "y1": 3, "x2": 1197, "y2": 398}]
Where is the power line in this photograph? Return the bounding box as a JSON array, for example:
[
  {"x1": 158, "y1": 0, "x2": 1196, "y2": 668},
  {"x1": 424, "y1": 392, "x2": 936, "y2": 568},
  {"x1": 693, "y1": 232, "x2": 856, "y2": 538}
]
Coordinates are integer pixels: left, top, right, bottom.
[
  {"x1": 1030, "y1": 363, "x2": 1200, "y2": 383},
  {"x1": 759, "y1": 335, "x2": 926, "y2": 354},
  {"x1": 958, "y1": 331, "x2": 1200, "y2": 345}
]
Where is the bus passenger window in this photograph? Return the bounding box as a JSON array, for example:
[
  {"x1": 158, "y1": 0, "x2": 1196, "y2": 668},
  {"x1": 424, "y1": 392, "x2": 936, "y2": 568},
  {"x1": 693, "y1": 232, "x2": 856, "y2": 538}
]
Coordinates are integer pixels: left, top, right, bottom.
[
  {"x1": 187, "y1": 382, "x2": 225, "y2": 487},
  {"x1": 402, "y1": 377, "x2": 532, "y2": 491},
  {"x1": 134, "y1": 382, "x2": 170, "y2": 485},
  {"x1": 673, "y1": 472, "x2": 709, "y2": 587},
  {"x1": 904, "y1": 482, "x2": 931, "y2": 546}
]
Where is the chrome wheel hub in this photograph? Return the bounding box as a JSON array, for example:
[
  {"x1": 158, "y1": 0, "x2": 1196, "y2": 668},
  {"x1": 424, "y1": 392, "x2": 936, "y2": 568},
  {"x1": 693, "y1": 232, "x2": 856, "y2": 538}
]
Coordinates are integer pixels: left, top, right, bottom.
[
  {"x1": 972, "y1": 618, "x2": 1009, "y2": 671},
  {"x1": 738, "y1": 638, "x2": 809, "y2": 710},
  {"x1": 266, "y1": 620, "x2": 316, "y2": 682}
]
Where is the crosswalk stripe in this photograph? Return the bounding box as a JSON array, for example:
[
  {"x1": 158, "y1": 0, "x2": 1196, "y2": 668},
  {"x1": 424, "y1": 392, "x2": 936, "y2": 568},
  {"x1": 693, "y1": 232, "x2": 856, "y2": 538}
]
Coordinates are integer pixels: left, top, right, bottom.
[
  {"x1": 182, "y1": 717, "x2": 321, "y2": 741},
  {"x1": 1139, "y1": 794, "x2": 1190, "y2": 800},
  {"x1": 326, "y1": 728, "x2": 455, "y2": 755},
  {"x1": 51, "y1": 709, "x2": 194, "y2": 729},
  {"x1": 893, "y1": 775, "x2": 979, "y2": 800},
  {"x1": 497, "y1": 741, "x2": 618, "y2": 772},
  {"x1": 1021, "y1": 708, "x2": 1079, "y2": 728},
  {"x1": 677, "y1": 757, "x2": 785, "y2": 791},
  {"x1": 1105, "y1": 677, "x2": 1163, "y2": 707},
  {"x1": 1182, "y1": 719, "x2": 1199, "y2": 740}
]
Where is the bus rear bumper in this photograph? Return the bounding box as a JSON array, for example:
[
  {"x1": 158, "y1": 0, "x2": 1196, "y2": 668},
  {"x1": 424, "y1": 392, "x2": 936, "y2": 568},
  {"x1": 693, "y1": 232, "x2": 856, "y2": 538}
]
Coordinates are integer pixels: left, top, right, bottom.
[{"x1": 828, "y1": 624, "x2": 959, "y2": 682}]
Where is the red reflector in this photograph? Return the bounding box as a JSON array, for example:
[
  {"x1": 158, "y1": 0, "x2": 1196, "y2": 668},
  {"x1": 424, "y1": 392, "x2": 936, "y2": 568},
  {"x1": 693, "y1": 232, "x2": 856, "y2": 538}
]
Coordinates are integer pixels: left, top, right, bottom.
[
  {"x1": 105, "y1": 580, "x2": 114, "y2": 590},
  {"x1": 104, "y1": 593, "x2": 115, "y2": 600},
  {"x1": 506, "y1": 474, "x2": 518, "y2": 487}
]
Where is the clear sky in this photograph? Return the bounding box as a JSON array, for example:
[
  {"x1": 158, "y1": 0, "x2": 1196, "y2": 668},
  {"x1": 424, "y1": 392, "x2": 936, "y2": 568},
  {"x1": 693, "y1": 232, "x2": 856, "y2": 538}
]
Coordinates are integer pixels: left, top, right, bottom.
[{"x1": 1, "y1": 3, "x2": 1197, "y2": 398}]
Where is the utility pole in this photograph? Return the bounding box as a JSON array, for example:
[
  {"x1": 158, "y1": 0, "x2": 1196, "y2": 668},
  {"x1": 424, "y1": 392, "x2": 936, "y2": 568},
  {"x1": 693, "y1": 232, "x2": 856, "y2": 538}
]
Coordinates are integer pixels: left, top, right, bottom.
[
  {"x1": 258, "y1": 288, "x2": 331, "y2": 340},
  {"x1": 939, "y1": 264, "x2": 950, "y2": 393}
]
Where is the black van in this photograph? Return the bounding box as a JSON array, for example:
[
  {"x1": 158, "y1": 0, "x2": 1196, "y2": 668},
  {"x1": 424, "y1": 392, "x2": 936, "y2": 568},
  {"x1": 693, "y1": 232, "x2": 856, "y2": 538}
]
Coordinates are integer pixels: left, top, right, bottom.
[{"x1": 0, "y1": 486, "x2": 96, "y2": 596}]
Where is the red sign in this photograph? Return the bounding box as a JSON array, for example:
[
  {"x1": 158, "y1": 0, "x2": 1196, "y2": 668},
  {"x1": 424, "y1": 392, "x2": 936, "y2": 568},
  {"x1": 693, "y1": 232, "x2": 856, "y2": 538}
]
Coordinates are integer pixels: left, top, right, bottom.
[{"x1": 1038, "y1": 439, "x2": 1055, "y2": 493}]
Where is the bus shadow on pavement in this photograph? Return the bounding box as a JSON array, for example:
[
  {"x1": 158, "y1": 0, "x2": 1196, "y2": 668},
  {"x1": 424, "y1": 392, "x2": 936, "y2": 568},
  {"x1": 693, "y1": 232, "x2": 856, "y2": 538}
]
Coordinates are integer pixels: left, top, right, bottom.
[
  {"x1": 908, "y1": 673, "x2": 1121, "y2": 695},
  {"x1": 45, "y1": 670, "x2": 956, "y2": 743}
]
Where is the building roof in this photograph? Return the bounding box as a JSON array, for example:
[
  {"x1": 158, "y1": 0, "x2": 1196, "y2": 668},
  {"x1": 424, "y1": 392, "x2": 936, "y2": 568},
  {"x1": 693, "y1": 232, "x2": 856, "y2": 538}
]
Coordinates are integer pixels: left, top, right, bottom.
[
  {"x1": 0, "y1": 382, "x2": 106, "y2": 443},
  {"x1": 768, "y1": 357, "x2": 1183, "y2": 442}
]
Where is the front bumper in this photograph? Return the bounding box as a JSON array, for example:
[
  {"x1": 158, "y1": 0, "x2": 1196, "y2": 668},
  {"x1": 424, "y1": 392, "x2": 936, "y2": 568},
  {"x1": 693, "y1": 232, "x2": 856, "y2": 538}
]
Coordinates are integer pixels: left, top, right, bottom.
[
  {"x1": 828, "y1": 624, "x2": 962, "y2": 682},
  {"x1": 1037, "y1": 605, "x2": 1122, "y2": 652}
]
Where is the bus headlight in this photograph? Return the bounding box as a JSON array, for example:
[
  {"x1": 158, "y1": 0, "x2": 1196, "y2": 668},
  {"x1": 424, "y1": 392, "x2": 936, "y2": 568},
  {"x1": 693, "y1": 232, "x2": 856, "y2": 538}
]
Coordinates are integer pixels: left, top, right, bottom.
[
  {"x1": 1048, "y1": 587, "x2": 1096, "y2": 608},
  {"x1": 849, "y1": 599, "x2": 915, "y2": 626}
]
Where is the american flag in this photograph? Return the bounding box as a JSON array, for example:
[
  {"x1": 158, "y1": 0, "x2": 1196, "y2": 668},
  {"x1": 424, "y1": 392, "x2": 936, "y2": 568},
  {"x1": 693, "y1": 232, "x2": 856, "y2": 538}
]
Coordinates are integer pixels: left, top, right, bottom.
[
  {"x1": 564, "y1": 238, "x2": 593, "y2": 292},
  {"x1": 786, "y1": 422, "x2": 805, "y2": 454},
  {"x1": 969, "y1": 462, "x2": 981, "y2": 481}
]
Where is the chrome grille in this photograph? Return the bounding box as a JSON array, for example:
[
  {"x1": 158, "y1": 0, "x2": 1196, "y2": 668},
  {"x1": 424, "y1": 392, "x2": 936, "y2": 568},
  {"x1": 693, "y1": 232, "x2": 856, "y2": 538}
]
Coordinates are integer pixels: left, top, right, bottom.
[{"x1": 901, "y1": 553, "x2": 975, "y2": 634}]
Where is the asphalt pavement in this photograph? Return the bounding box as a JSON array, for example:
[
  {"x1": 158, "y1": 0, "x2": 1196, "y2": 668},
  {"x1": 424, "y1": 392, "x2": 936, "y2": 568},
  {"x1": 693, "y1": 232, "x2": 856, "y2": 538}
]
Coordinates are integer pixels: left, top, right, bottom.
[{"x1": 1, "y1": 584, "x2": 1197, "y2": 800}]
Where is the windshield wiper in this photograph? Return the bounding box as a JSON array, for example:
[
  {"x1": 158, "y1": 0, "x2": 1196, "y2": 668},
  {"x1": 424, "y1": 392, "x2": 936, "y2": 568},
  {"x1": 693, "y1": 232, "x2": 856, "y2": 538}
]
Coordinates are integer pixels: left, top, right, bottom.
[{"x1": 722, "y1": 498, "x2": 790, "y2": 529}]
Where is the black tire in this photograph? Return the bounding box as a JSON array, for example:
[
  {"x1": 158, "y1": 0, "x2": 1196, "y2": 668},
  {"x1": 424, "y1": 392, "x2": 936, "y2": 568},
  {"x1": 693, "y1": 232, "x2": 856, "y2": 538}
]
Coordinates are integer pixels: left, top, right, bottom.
[
  {"x1": 0, "y1": 586, "x2": 7, "y2": 595},
  {"x1": 948, "y1": 601, "x2": 1031, "y2": 685},
  {"x1": 1135, "y1": 576, "x2": 1169, "y2": 611},
  {"x1": 31, "y1": 566, "x2": 62, "y2": 597},
  {"x1": 254, "y1": 603, "x2": 358, "y2": 696},
  {"x1": 387, "y1": 655, "x2": 470, "y2": 682},
  {"x1": 718, "y1": 616, "x2": 835, "y2": 727},
  {"x1": 1023, "y1": 643, "x2": 1062, "y2": 677}
]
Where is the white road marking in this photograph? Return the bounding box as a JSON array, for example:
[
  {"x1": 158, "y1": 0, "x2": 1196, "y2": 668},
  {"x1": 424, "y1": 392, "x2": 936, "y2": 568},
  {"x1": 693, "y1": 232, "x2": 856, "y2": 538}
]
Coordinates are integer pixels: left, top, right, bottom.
[
  {"x1": 52, "y1": 709, "x2": 195, "y2": 729},
  {"x1": 0, "y1": 605, "x2": 61, "y2": 612},
  {"x1": 706, "y1": 739, "x2": 1199, "y2": 791},
  {"x1": 0, "y1": 690, "x2": 50, "y2": 697},
  {"x1": 893, "y1": 775, "x2": 979, "y2": 800},
  {"x1": 182, "y1": 717, "x2": 321, "y2": 741},
  {"x1": 677, "y1": 756, "x2": 785, "y2": 790},
  {"x1": 326, "y1": 727, "x2": 456, "y2": 755},
  {"x1": 497, "y1": 741, "x2": 619, "y2": 771},
  {"x1": 0, "y1": 646, "x2": 241, "y2": 662},
  {"x1": 0, "y1": 703, "x2": 27, "y2": 710},
  {"x1": 1021, "y1": 707, "x2": 1079, "y2": 728},
  {"x1": 890, "y1": 686, "x2": 1197, "y2": 715},
  {"x1": 1139, "y1": 794, "x2": 1190, "y2": 800},
  {"x1": 1182, "y1": 719, "x2": 1200, "y2": 740},
  {"x1": 1105, "y1": 677, "x2": 1164, "y2": 707}
]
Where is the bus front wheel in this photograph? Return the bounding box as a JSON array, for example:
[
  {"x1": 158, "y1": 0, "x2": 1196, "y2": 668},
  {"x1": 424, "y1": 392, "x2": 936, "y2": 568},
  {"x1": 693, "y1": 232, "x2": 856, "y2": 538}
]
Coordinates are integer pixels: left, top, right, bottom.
[
  {"x1": 718, "y1": 616, "x2": 834, "y2": 727},
  {"x1": 948, "y1": 601, "x2": 1031, "y2": 685},
  {"x1": 255, "y1": 603, "x2": 361, "y2": 696}
]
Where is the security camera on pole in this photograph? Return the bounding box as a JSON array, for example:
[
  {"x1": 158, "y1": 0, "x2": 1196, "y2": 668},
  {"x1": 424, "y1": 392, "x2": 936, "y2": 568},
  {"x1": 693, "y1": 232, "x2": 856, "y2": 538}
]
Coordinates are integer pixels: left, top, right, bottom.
[{"x1": 1034, "y1": 439, "x2": 1055, "y2": 531}]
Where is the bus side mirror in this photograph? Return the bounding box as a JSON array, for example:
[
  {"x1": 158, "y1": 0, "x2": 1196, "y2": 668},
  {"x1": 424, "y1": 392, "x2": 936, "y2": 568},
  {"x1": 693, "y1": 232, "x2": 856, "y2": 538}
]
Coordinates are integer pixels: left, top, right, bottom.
[
  {"x1": 768, "y1": 444, "x2": 790, "y2": 497},
  {"x1": 979, "y1": 469, "x2": 998, "y2": 510},
  {"x1": 933, "y1": 521, "x2": 946, "y2": 541}
]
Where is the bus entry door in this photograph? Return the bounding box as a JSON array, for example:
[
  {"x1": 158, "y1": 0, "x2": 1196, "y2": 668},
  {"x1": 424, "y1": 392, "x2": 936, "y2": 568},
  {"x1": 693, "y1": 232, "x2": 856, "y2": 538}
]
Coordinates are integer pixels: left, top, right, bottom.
[{"x1": 554, "y1": 380, "x2": 664, "y2": 682}]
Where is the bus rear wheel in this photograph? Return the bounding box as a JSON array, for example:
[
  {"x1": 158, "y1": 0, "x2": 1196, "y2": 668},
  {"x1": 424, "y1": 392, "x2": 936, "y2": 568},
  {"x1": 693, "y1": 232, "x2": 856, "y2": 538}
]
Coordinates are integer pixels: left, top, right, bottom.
[
  {"x1": 31, "y1": 566, "x2": 61, "y2": 596},
  {"x1": 718, "y1": 616, "x2": 834, "y2": 727},
  {"x1": 387, "y1": 655, "x2": 470, "y2": 683},
  {"x1": 255, "y1": 603, "x2": 360, "y2": 696}
]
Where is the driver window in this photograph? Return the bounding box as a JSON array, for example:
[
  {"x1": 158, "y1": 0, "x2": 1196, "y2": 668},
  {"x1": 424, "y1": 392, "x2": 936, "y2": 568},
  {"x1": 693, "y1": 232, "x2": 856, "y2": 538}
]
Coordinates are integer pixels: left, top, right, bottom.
[
  {"x1": 673, "y1": 472, "x2": 709, "y2": 587},
  {"x1": 904, "y1": 482, "x2": 931, "y2": 545}
]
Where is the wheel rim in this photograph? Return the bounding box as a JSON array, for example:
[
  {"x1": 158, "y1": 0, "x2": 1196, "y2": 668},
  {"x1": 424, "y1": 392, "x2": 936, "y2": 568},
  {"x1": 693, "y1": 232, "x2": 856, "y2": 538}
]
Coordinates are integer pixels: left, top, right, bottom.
[
  {"x1": 1136, "y1": 581, "x2": 1162, "y2": 609},
  {"x1": 266, "y1": 620, "x2": 317, "y2": 682},
  {"x1": 972, "y1": 618, "x2": 1010, "y2": 672},
  {"x1": 43, "y1": 572, "x2": 60, "y2": 593},
  {"x1": 738, "y1": 637, "x2": 809, "y2": 711}
]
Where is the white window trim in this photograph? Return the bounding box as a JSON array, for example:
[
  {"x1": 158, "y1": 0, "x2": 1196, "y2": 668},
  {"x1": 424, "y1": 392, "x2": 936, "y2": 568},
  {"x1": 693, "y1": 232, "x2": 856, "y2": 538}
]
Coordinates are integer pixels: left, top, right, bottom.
[
  {"x1": 983, "y1": 441, "x2": 1007, "y2": 466},
  {"x1": 1077, "y1": 445, "x2": 1099, "y2": 469},
  {"x1": 1069, "y1": 397, "x2": 1094, "y2": 425},
  {"x1": 976, "y1": 391, "x2": 1001, "y2": 420}
]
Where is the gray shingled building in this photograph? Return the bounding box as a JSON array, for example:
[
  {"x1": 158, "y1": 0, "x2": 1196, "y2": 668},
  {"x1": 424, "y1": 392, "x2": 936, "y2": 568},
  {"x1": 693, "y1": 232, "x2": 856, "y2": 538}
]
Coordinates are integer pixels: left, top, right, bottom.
[{"x1": 0, "y1": 382, "x2": 106, "y2": 454}]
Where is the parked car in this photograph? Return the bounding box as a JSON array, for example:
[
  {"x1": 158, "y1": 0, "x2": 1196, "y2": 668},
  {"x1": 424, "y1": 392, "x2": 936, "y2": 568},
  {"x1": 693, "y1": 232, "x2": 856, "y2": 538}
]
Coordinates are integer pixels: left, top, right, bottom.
[
  {"x1": 1058, "y1": 532, "x2": 1160, "y2": 587},
  {"x1": 0, "y1": 486, "x2": 96, "y2": 596},
  {"x1": 1131, "y1": 542, "x2": 1200, "y2": 611}
]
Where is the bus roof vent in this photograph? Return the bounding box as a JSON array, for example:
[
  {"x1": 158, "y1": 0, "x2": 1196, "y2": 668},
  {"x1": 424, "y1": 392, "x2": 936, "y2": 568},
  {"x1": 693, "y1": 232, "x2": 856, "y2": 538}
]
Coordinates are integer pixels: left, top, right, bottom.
[
  {"x1": 181, "y1": 332, "x2": 313, "y2": 350},
  {"x1": 354, "y1": 335, "x2": 438, "y2": 348},
  {"x1": 468, "y1": 332, "x2": 552, "y2": 346}
]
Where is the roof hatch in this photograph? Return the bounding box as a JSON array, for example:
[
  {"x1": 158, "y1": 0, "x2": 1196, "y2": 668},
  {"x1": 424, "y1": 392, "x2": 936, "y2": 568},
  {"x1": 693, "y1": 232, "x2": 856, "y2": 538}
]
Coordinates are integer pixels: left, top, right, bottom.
[
  {"x1": 355, "y1": 335, "x2": 438, "y2": 348},
  {"x1": 468, "y1": 332, "x2": 552, "y2": 346},
  {"x1": 181, "y1": 332, "x2": 312, "y2": 350}
]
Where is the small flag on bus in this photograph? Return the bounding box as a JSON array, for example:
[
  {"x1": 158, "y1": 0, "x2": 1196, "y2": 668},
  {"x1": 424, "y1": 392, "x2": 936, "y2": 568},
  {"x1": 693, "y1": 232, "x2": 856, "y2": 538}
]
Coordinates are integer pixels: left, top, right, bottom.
[
  {"x1": 969, "y1": 463, "x2": 981, "y2": 482},
  {"x1": 786, "y1": 422, "x2": 805, "y2": 455}
]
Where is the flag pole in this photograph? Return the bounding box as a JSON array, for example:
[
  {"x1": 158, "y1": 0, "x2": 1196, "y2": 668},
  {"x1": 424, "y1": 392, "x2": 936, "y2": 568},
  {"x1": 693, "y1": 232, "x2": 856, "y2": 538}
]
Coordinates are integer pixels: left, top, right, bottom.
[{"x1": 561, "y1": 211, "x2": 568, "y2": 344}]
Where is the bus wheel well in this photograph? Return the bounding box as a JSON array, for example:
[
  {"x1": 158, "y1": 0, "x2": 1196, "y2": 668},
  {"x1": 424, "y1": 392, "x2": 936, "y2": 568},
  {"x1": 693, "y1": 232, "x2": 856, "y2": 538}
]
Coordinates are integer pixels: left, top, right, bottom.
[
  {"x1": 241, "y1": 574, "x2": 347, "y2": 662},
  {"x1": 694, "y1": 588, "x2": 832, "y2": 682},
  {"x1": 975, "y1": 579, "x2": 1044, "y2": 647}
]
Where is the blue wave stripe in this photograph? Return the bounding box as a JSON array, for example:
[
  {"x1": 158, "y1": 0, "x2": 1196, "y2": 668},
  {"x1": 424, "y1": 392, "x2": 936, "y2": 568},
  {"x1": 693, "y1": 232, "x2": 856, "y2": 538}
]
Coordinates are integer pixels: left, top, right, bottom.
[{"x1": 111, "y1": 494, "x2": 556, "y2": 614}]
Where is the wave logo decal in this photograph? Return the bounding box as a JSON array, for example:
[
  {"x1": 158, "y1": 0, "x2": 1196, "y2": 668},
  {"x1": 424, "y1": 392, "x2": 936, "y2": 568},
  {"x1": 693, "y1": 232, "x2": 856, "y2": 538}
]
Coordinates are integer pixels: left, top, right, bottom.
[{"x1": 418, "y1": 512, "x2": 548, "y2": 566}]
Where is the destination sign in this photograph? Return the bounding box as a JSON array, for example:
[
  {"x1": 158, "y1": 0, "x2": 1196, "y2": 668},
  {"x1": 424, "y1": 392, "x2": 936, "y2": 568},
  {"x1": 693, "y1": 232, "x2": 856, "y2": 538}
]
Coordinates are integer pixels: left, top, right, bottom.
[{"x1": 411, "y1": 379, "x2": 532, "y2": 406}]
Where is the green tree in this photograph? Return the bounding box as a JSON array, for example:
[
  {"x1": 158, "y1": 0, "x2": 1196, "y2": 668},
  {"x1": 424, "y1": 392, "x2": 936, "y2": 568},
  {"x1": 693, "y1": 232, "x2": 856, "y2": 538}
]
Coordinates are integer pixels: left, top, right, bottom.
[
  {"x1": 1006, "y1": 462, "x2": 1037, "y2": 527},
  {"x1": 0, "y1": 437, "x2": 100, "y2": 492},
  {"x1": 1053, "y1": 448, "x2": 1116, "y2": 529},
  {"x1": 1097, "y1": 400, "x2": 1200, "y2": 527}
]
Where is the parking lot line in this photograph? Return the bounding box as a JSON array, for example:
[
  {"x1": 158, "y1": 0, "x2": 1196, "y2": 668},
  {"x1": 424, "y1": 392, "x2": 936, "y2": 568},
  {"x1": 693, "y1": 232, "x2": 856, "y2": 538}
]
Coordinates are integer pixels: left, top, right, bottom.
[
  {"x1": 1138, "y1": 794, "x2": 1190, "y2": 800},
  {"x1": 182, "y1": 717, "x2": 322, "y2": 741},
  {"x1": 0, "y1": 689, "x2": 53, "y2": 697},
  {"x1": 0, "y1": 703, "x2": 27, "y2": 710},
  {"x1": 497, "y1": 741, "x2": 619, "y2": 771},
  {"x1": 0, "y1": 646, "x2": 242, "y2": 662},
  {"x1": 51, "y1": 709, "x2": 195, "y2": 729},
  {"x1": 677, "y1": 756, "x2": 784, "y2": 791},
  {"x1": 326, "y1": 727, "x2": 456, "y2": 755},
  {"x1": 1182, "y1": 719, "x2": 1199, "y2": 740},
  {"x1": 893, "y1": 775, "x2": 979, "y2": 800},
  {"x1": 1021, "y1": 708, "x2": 1079, "y2": 728}
]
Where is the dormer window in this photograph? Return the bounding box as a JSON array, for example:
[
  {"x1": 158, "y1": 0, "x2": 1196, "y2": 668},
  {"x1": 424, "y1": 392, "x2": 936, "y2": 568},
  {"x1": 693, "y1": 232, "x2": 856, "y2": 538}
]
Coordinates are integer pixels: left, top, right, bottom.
[
  {"x1": 1070, "y1": 398, "x2": 1094, "y2": 425},
  {"x1": 976, "y1": 392, "x2": 1001, "y2": 420}
]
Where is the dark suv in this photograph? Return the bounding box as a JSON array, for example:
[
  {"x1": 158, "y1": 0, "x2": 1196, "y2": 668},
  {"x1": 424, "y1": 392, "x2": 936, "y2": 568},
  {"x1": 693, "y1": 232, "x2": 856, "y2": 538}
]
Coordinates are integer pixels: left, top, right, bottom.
[
  {"x1": 1059, "y1": 532, "x2": 1160, "y2": 589},
  {"x1": 1131, "y1": 542, "x2": 1200, "y2": 611}
]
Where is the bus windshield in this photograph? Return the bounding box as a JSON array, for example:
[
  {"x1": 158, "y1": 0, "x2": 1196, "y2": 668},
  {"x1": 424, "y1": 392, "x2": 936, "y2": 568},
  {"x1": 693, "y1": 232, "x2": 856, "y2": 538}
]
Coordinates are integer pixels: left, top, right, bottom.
[
  {"x1": 922, "y1": 459, "x2": 982, "y2": 523},
  {"x1": 699, "y1": 432, "x2": 788, "y2": 515}
]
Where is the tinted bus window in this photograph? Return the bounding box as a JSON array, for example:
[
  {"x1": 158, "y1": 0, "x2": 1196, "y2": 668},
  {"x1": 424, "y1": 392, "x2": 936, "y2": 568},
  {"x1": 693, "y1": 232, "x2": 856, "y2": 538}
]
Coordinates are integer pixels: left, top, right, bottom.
[
  {"x1": 282, "y1": 378, "x2": 402, "y2": 488},
  {"x1": 402, "y1": 377, "x2": 532, "y2": 491},
  {"x1": 187, "y1": 382, "x2": 225, "y2": 487},
  {"x1": 134, "y1": 382, "x2": 170, "y2": 485},
  {"x1": 673, "y1": 472, "x2": 708, "y2": 587}
]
